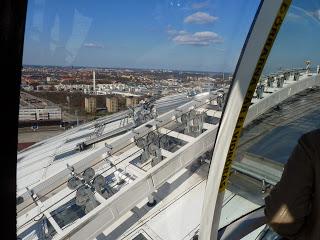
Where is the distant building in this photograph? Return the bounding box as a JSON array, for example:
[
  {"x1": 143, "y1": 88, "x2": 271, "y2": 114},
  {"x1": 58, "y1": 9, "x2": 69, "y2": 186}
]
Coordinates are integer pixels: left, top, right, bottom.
[
  {"x1": 19, "y1": 107, "x2": 62, "y2": 122},
  {"x1": 202, "y1": 82, "x2": 215, "y2": 92},
  {"x1": 126, "y1": 96, "x2": 139, "y2": 108},
  {"x1": 19, "y1": 92, "x2": 62, "y2": 127},
  {"x1": 21, "y1": 85, "x2": 34, "y2": 91},
  {"x1": 106, "y1": 96, "x2": 119, "y2": 113},
  {"x1": 36, "y1": 85, "x2": 52, "y2": 91},
  {"x1": 85, "y1": 97, "x2": 97, "y2": 113}
]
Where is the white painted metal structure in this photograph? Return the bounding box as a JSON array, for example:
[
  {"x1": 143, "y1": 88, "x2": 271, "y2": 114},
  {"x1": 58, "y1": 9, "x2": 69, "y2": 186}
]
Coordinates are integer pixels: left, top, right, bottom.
[
  {"x1": 17, "y1": 70, "x2": 320, "y2": 239},
  {"x1": 199, "y1": 0, "x2": 292, "y2": 239}
]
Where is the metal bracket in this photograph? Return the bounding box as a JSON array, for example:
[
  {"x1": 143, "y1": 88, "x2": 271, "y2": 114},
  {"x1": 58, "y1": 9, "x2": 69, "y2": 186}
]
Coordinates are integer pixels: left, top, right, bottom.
[
  {"x1": 104, "y1": 143, "x2": 113, "y2": 150},
  {"x1": 67, "y1": 163, "x2": 75, "y2": 175}
]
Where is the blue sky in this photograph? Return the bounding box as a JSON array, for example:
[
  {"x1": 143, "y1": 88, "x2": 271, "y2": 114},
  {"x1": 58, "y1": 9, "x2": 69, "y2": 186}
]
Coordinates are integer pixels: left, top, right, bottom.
[
  {"x1": 264, "y1": 0, "x2": 320, "y2": 73},
  {"x1": 23, "y1": 0, "x2": 320, "y2": 73}
]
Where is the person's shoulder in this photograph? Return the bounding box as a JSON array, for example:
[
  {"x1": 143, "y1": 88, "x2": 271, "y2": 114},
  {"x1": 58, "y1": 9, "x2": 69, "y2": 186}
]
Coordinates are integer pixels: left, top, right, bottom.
[
  {"x1": 300, "y1": 129, "x2": 320, "y2": 143},
  {"x1": 298, "y1": 129, "x2": 320, "y2": 156}
]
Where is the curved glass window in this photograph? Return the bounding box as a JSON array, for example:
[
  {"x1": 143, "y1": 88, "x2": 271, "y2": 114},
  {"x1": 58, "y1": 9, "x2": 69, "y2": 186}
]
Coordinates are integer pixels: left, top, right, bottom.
[
  {"x1": 18, "y1": 0, "x2": 310, "y2": 240},
  {"x1": 217, "y1": 1, "x2": 320, "y2": 239}
]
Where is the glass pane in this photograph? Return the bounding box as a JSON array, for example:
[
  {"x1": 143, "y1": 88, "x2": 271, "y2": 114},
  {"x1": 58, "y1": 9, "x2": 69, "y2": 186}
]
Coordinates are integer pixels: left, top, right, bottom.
[
  {"x1": 18, "y1": 0, "x2": 262, "y2": 239},
  {"x1": 224, "y1": 0, "x2": 320, "y2": 238}
]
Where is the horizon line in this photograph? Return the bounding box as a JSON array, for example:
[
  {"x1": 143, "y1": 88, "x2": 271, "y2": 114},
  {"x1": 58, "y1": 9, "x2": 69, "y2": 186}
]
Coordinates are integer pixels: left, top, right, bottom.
[{"x1": 22, "y1": 64, "x2": 233, "y2": 74}]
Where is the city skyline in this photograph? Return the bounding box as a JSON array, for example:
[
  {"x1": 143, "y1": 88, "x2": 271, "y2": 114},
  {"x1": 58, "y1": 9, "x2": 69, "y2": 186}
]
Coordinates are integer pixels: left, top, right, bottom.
[{"x1": 22, "y1": 63, "x2": 233, "y2": 74}]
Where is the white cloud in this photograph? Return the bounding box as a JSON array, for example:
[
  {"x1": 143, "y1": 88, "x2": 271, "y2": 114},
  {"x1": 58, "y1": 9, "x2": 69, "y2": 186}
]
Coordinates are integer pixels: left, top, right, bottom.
[
  {"x1": 83, "y1": 42, "x2": 104, "y2": 48},
  {"x1": 166, "y1": 28, "x2": 188, "y2": 36},
  {"x1": 184, "y1": 12, "x2": 218, "y2": 24},
  {"x1": 173, "y1": 31, "x2": 223, "y2": 46},
  {"x1": 191, "y1": 1, "x2": 210, "y2": 9},
  {"x1": 178, "y1": 30, "x2": 188, "y2": 35}
]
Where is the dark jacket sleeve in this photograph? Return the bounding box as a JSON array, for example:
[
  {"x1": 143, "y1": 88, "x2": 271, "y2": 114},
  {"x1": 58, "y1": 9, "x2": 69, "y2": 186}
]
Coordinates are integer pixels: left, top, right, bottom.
[{"x1": 264, "y1": 133, "x2": 314, "y2": 239}]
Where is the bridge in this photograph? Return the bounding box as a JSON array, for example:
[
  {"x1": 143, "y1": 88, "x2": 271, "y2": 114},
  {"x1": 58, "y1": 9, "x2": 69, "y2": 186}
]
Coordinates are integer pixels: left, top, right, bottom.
[{"x1": 17, "y1": 71, "x2": 320, "y2": 240}]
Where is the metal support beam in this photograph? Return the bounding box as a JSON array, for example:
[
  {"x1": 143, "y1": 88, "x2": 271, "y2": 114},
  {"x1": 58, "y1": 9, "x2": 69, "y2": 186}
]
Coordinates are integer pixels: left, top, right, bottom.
[{"x1": 158, "y1": 127, "x2": 195, "y2": 143}]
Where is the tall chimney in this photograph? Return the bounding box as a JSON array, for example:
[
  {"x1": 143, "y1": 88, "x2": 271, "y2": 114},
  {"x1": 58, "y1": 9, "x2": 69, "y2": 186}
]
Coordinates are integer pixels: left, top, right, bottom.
[{"x1": 93, "y1": 70, "x2": 96, "y2": 93}]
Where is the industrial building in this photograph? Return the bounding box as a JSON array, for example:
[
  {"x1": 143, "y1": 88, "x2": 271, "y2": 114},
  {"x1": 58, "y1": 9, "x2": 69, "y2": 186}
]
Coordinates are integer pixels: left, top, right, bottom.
[
  {"x1": 125, "y1": 96, "x2": 140, "y2": 108},
  {"x1": 106, "y1": 96, "x2": 119, "y2": 113},
  {"x1": 19, "y1": 107, "x2": 62, "y2": 122},
  {"x1": 19, "y1": 92, "x2": 62, "y2": 127},
  {"x1": 84, "y1": 97, "x2": 97, "y2": 113}
]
